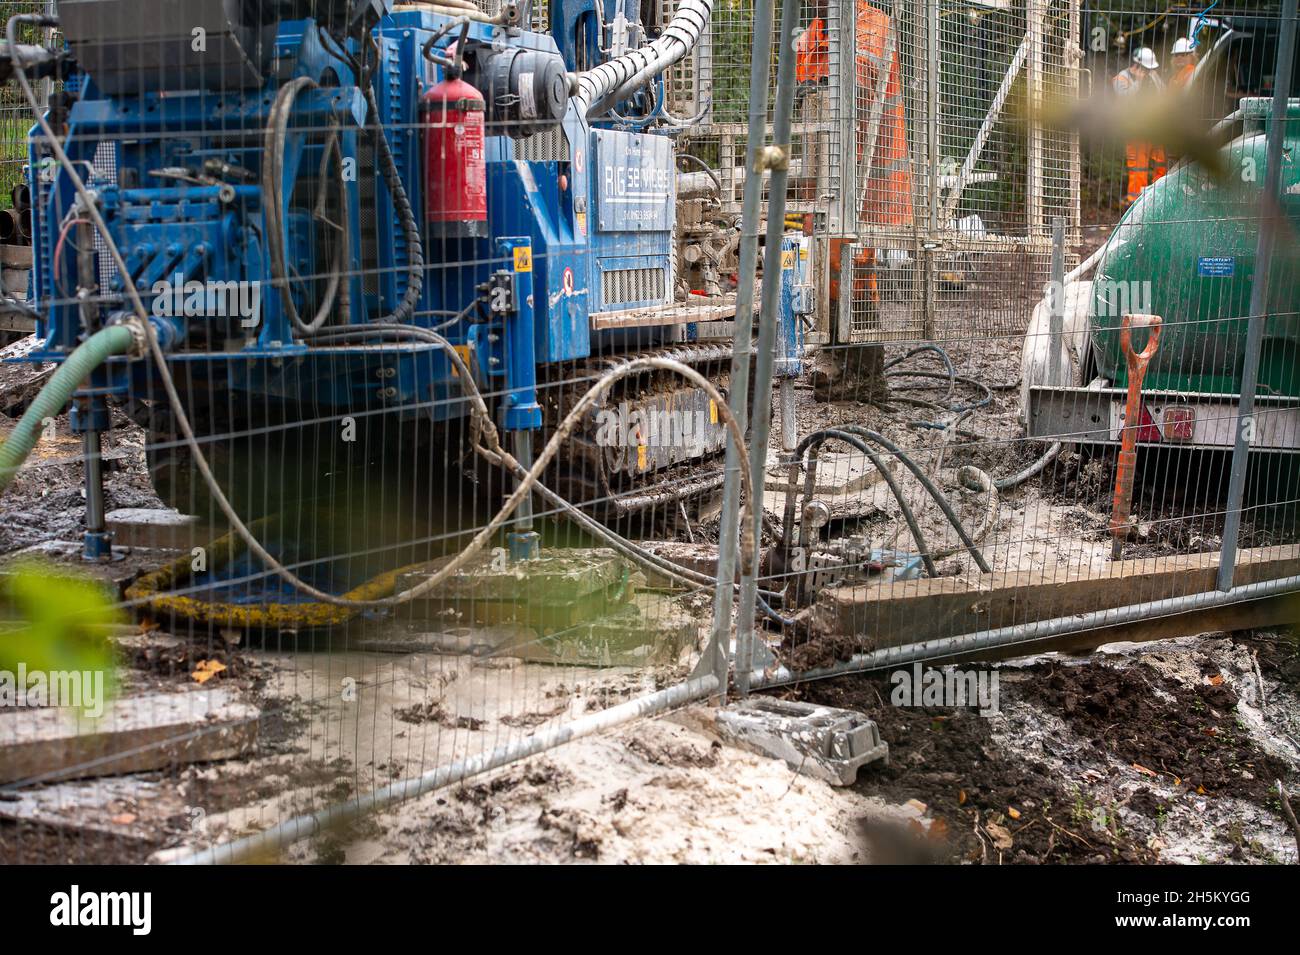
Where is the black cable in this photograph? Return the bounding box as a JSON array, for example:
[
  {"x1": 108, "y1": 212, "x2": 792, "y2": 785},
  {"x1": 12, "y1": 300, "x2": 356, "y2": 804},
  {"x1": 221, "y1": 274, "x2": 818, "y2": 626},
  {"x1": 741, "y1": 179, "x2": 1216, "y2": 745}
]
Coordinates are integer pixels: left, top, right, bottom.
[
  {"x1": 884, "y1": 343, "x2": 956, "y2": 401},
  {"x1": 887, "y1": 369, "x2": 993, "y2": 413},
  {"x1": 363, "y1": 79, "x2": 424, "y2": 325},
  {"x1": 676, "y1": 152, "x2": 722, "y2": 193},
  {"x1": 794, "y1": 429, "x2": 939, "y2": 578},
  {"x1": 832, "y1": 425, "x2": 993, "y2": 573}
]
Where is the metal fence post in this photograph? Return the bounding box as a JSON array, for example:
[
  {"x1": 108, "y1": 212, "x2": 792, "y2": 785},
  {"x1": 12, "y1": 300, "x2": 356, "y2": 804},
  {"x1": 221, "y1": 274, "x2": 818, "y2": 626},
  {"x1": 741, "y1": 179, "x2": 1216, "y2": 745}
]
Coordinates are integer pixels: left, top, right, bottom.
[
  {"x1": 1217, "y1": 0, "x2": 1297, "y2": 593},
  {"x1": 1049, "y1": 216, "x2": 1064, "y2": 384},
  {"x1": 702, "y1": 0, "x2": 781, "y2": 700},
  {"x1": 923, "y1": 0, "x2": 940, "y2": 339},
  {"x1": 734, "y1": 0, "x2": 802, "y2": 697}
]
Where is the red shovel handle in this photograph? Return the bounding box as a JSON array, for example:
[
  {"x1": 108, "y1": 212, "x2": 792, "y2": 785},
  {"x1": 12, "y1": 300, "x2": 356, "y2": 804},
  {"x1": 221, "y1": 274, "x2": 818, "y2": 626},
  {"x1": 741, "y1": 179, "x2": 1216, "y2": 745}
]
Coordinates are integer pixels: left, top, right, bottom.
[
  {"x1": 1120, "y1": 313, "x2": 1162, "y2": 376},
  {"x1": 1111, "y1": 314, "x2": 1164, "y2": 554}
]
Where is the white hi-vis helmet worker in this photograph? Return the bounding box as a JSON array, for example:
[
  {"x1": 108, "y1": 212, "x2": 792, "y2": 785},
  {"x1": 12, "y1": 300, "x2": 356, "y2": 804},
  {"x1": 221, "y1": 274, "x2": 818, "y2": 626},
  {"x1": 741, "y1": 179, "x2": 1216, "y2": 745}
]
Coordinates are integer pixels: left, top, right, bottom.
[
  {"x1": 1172, "y1": 37, "x2": 1195, "y2": 56},
  {"x1": 1133, "y1": 46, "x2": 1159, "y2": 70}
]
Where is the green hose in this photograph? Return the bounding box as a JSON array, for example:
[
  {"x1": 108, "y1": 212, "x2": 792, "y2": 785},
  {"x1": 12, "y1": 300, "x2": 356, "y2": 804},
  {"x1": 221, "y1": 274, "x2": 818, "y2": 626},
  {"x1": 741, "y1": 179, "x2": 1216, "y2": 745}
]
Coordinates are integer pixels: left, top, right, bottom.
[{"x1": 0, "y1": 324, "x2": 136, "y2": 494}]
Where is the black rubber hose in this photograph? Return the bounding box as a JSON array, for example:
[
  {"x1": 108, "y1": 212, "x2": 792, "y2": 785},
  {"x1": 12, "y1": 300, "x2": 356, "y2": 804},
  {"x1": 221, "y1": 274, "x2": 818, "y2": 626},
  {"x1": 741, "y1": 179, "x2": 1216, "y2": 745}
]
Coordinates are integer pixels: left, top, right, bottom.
[
  {"x1": 363, "y1": 83, "x2": 424, "y2": 325},
  {"x1": 263, "y1": 77, "x2": 344, "y2": 336},
  {"x1": 886, "y1": 369, "x2": 993, "y2": 413},
  {"x1": 833, "y1": 425, "x2": 993, "y2": 573},
  {"x1": 795, "y1": 429, "x2": 940, "y2": 578},
  {"x1": 885, "y1": 344, "x2": 956, "y2": 402}
]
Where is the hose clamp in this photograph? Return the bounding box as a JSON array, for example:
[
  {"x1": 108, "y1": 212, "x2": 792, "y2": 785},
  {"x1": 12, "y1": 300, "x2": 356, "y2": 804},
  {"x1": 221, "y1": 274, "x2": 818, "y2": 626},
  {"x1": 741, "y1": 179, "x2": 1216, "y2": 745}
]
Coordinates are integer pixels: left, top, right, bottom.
[{"x1": 110, "y1": 313, "x2": 151, "y2": 358}]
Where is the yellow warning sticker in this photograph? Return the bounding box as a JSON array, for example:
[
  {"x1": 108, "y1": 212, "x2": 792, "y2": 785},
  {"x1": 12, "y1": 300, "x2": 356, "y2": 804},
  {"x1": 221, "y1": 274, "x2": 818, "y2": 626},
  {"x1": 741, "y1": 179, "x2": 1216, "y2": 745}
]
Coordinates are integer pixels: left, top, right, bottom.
[
  {"x1": 709, "y1": 400, "x2": 718, "y2": 424},
  {"x1": 781, "y1": 249, "x2": 796, "y2": 270},
  {"x1": 576, "y1": 212, "x2": 587, "y2": 234},
  {"x1": 637, "y1": 444, "x2": 648, "y2": 471},
  {"x1": 513, "y1": 247, "x2": 533, "y2": 273},
  {"x1": 449, "y1": 344, "x2": 471, "y2": 377}
]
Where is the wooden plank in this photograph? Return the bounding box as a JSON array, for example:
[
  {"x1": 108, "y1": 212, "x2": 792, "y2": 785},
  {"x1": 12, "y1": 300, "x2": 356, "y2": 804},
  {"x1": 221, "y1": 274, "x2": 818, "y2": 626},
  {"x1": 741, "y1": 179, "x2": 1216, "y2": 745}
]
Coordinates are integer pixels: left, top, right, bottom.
[
  {"x1": 0, "y1": 688, "x2": 258, "y2": 785},
  {"x1": 811, "y1": 544, "x2": 1300, "y2": 650},
  {"x1": 956, "y1": 594, "x2": 1299, "y2": 666},
  {"x1": 591, "y1": 300, "x2": 737, "y2": 330}
]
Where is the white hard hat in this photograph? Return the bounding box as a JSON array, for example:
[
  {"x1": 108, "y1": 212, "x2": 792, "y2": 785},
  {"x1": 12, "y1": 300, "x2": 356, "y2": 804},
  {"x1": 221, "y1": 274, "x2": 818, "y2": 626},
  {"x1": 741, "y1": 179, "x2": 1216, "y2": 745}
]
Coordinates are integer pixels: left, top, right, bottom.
[
  {"x1": 1172, "y1": 37, "x2": 1195, "y2": 56},
  {"x1": 1133, "y1": 47, "x2": 1159, "y2": 69}
]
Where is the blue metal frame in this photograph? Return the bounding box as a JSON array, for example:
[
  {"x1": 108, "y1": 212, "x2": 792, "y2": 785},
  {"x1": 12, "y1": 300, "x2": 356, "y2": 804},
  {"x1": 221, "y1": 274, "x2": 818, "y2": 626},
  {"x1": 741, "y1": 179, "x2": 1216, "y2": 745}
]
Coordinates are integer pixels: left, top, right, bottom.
[{"x1": 17, "y1": 6, "x2": 682, "y2": 431}]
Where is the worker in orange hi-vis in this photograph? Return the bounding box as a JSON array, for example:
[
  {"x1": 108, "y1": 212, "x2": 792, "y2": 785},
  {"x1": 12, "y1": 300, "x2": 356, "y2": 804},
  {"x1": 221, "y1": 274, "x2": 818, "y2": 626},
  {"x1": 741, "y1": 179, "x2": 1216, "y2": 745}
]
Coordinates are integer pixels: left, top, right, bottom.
[
  {"x1": 1170, "y1": 36, "x2": 1198, "y2": 90},
  {"x1": 1112, "y1": 47, "x2": 1167, "y2": 206},
  {"x1": 800, "y1": 1, "x2": 913, "y2": 401}
]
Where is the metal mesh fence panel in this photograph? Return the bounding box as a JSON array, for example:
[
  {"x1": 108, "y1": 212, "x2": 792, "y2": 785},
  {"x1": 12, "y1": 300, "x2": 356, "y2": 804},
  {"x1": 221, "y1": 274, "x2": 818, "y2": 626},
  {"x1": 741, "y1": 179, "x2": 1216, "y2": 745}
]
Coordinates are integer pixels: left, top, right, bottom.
[
  {"x1": 0, "y1": 0, "x2": 739, "y2": 864},
  {"x1": 755, "y1": 0, "x2": 1300, "y2": 708},
  {"x1": 0, "y1": 0, "x2": 1297, "y2": 866}
]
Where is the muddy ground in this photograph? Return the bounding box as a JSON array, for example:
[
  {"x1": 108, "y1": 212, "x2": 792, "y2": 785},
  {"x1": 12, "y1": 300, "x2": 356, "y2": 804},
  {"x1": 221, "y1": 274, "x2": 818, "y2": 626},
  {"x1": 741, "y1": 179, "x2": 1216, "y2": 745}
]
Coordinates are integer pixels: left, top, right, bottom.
[
  {"x1": 792, "y1": 630, "x2": 1300, "y2": 864},
  {"x1": 4, "y1": 624, "x2": 1297, "y2": 865}
]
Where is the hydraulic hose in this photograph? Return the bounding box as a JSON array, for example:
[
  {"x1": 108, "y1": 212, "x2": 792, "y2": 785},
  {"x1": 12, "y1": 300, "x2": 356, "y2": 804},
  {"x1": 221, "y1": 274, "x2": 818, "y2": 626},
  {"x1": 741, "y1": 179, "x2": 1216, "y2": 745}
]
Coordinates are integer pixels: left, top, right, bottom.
[
  {"x1": 309, "y1": 323, "x2": 791, "y2": 604},
  {"x1": 363, "y1": 82, "x2": 424, "y2": 325},
  {"x1": 0, "y1": 324, "x2": 138, "y2": 494},
  {"x1": 263, "y1": 77, "x2": 346, "y2": 336},
  {"x1": 570, "y1": 0, "x2": 713, "y2": 118},
  {"x1": 795, "y1": 429, "x2": 939, "y2": 578},
  {"x1": 995, "y1": 441, "x2": 1062, "y2": 492},
  {"x1": 885, "y1": 344, "x2": 956, "y2": 403},
  {"x1": 832, "y1": 425, "x2": 993, "y2": 573}
]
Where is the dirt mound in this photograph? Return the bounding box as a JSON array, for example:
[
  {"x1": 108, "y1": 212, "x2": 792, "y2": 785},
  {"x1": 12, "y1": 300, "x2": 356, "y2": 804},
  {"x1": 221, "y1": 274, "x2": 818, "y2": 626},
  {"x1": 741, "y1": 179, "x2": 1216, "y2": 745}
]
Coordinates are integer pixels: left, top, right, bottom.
[
  {"x1": 792, "y1": 674, "x2": 1155, "y2": 863},
  {"x1": 1016, "y1": 660, "x2": 1290, "y2": 805}
]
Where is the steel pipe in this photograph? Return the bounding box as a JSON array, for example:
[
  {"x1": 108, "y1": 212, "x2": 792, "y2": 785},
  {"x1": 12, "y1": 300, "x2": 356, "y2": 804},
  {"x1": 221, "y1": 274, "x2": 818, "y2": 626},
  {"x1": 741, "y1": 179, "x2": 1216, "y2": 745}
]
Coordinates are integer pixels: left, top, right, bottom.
[{"x1": 749, "y1": 574, "x2": 1300, "y2": 690}]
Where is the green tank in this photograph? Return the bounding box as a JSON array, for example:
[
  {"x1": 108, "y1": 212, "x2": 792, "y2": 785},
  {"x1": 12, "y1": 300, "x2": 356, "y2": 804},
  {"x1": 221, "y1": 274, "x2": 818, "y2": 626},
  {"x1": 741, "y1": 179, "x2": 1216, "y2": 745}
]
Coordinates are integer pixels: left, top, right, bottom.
[{"x1": 1090, "y1": 98, "x2": 1300, "y2": 395}]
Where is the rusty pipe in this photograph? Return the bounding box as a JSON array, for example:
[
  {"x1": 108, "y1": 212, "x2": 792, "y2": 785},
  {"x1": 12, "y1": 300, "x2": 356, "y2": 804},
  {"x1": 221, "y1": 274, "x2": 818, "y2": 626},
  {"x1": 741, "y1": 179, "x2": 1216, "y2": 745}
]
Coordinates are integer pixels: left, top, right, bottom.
[{"x1": 1110, "y1": 313, "x2": 1162, "y2": 558}]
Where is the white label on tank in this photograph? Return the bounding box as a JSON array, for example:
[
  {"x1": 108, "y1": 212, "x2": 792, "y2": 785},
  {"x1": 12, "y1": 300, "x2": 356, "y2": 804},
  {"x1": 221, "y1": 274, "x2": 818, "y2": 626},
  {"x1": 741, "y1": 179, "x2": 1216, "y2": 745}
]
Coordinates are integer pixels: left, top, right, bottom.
[{"x1": 519, "y1": 72, "x2": 537, "y2": 119}]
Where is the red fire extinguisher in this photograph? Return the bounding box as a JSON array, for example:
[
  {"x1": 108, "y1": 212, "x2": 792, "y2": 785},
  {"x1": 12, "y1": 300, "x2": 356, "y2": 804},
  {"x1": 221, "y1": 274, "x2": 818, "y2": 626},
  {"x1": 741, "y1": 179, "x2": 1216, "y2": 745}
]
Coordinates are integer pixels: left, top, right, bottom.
[{"x1": 422, "y1": 72, "x2": 487, "y2": 237}]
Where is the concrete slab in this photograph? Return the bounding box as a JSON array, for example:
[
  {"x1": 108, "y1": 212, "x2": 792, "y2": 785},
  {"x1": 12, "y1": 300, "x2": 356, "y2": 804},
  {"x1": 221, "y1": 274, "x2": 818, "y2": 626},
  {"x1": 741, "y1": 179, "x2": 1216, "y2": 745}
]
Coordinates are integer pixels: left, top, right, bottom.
[
  {"x1": 105, "y1": 508, "x2": 222, "y2": 550},
  {"x1": 715, "y1": 697, "x2": 888, "y2": 786}
]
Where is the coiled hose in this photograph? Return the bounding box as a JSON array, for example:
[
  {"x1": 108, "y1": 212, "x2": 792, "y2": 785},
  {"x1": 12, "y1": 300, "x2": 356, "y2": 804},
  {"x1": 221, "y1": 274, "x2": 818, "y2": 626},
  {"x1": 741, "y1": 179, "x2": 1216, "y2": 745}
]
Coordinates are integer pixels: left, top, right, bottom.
[
  {"x1": 570, "y1": 0, "x2": 713, "y2": 117},
  {"x1": 0, "y1": 325, "x2": 137, "y2": 494}
]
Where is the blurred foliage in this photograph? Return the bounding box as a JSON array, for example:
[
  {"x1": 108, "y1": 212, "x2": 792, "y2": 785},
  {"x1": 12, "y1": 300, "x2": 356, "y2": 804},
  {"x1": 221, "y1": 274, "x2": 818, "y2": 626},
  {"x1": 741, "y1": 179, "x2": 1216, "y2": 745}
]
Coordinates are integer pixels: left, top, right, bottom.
[
  {"x1": 712, "y1": 0, "x2": 760, "y2": 125},
  {"x1": 0, "y1": 561, "x2": 122, "y2": 709}
]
